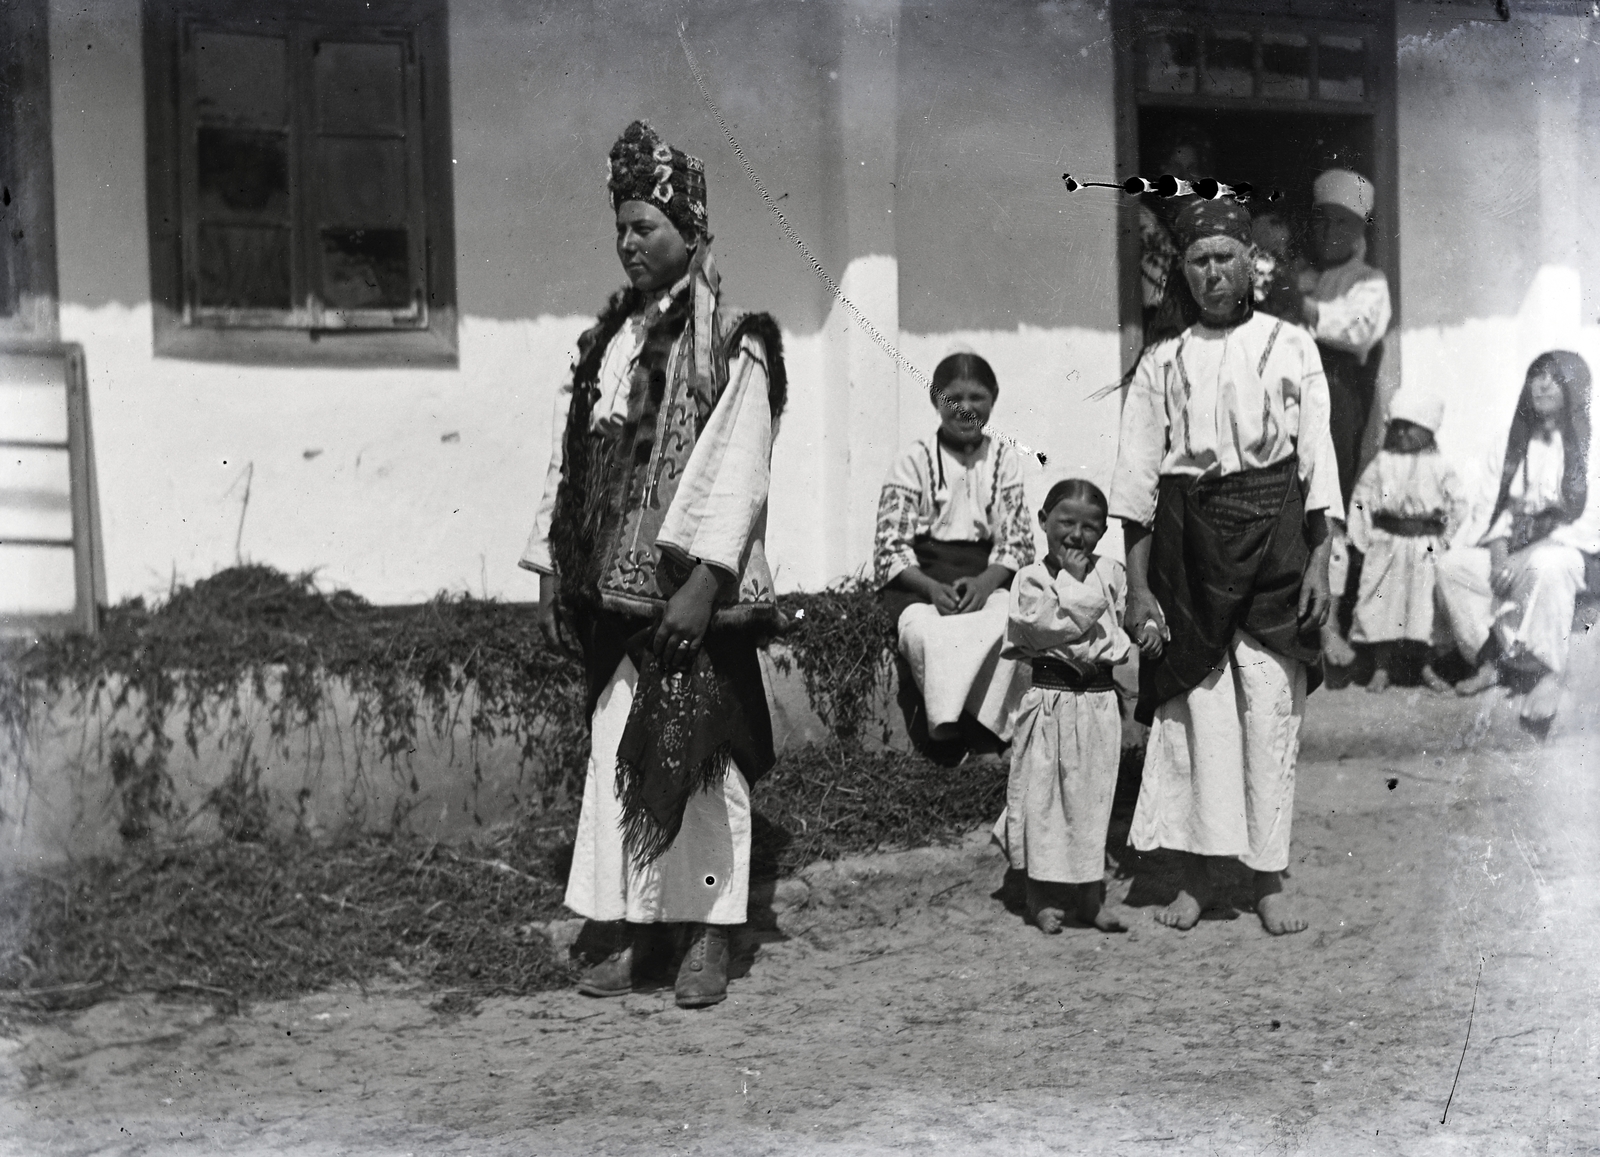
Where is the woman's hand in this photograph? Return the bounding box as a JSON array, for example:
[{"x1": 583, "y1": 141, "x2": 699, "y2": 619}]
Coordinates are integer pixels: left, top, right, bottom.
[
  {"x1": 930, "y1": 582, "x2": 963, "y2": 615},
  {"x1": 1126, "y1": 586, "x2": 1167, "y2": 660},
  {"x1": 1489, "y1": 539, "x2": 1514, "y2": 598},
  {"x1": 952, "y1": 564, "x2": 1014, "y2": 614},
  {"x1": 951, "y1": 574, "x2": 996, "y2": 614},
  {"x1": 653, "y1": 564, "x2": 719, "y2": 672}
]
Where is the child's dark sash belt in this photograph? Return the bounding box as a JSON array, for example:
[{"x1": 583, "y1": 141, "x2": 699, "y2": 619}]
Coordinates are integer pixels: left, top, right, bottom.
[
  {"x1": 1372, "y1": 512, "x2": 1447, "y2": 537},
  {"x1": 1031, "y1": 658, "x2": 1117, "y2": 692}
]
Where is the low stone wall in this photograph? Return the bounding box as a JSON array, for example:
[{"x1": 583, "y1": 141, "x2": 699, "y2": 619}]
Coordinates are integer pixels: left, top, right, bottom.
[{"x1": 0, "y1": 645, "x2": 907, "y2": 867}]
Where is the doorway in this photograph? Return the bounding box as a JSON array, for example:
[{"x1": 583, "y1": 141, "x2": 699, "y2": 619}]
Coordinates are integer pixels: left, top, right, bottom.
[{"x1": 1112, "y1": 0, "x2": 1399, "y2": 370}]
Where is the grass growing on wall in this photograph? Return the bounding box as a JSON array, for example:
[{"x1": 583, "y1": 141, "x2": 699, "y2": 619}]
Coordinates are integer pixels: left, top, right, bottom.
[{"x1": 0, "y1": 565, "x2": 1021, "y2": 1011}]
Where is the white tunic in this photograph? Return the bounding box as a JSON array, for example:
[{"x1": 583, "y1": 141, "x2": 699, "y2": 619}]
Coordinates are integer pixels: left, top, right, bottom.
[
  {"x1": 1109, "y1": 311, "x2": 1345, "y2": 529},
  {"x1": 992, "y1": 557, "x2": 1130, "y2": 884},
  {"x1": 1346, "y1": 449, "x2": 1467, "y2": 645}
]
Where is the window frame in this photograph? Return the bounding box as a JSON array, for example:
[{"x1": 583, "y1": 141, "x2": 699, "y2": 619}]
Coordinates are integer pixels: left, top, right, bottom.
[{"x1": 143, "y1": 0, "x2": 457, "y2": 367}]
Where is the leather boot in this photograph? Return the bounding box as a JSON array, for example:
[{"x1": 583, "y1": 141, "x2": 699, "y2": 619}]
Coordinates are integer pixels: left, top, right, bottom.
[
  {"x1": 577, "y1": 922, "x2": 634, "y2": 997},
  {"x1": 674, "y1": 923, "x2": 730, "y2": 1008}
]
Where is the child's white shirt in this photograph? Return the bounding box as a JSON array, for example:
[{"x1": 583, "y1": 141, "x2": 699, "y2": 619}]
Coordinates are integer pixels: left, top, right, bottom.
[{"x1": 1003, "y1": 555, "x2": 1131, "y2": 668}]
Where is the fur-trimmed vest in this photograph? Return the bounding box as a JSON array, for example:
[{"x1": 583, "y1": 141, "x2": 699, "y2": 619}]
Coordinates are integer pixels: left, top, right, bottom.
[{"x1": 548, "y1": 278, "x2": 788, "y2": 633}]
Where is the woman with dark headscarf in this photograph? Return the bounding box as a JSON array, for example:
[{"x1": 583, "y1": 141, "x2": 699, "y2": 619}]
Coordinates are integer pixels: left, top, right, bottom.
[
  {"x1": 519, "y1": 121, "x2": 787, "y2": 1008},
  {"x1": 1434, "y1": 351, "x2": 1599, "y2": 728},
  {"x1": 1109, "y1": 197, "x2": 1341, "y2": 937}
]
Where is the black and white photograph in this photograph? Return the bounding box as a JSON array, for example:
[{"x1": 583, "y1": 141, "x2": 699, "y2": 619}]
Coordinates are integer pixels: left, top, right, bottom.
[{"x1": 1, "y1": 0, "x2": 1597, "y2": 1152}]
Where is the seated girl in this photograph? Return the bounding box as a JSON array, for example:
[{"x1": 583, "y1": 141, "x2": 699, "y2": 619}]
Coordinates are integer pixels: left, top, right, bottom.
[
  {"x1": 874, "y1": 352, "x2": 1036, "y2": 755},
  {"x1": 1434, "y1": 351, "x2": 1598, "y2": 730}
]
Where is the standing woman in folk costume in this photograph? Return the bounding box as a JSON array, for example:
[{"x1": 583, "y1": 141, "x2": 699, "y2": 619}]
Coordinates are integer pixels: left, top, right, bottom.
[
  {"x1": 519, "y1": 122, "x2": 787, "y2": 1008},
  {"x1": 1434, "y1": 352, "x2": 1598, "y2": 731},
  {"x1": 1109, "y1": 198, "x2": 1341, "y2": 936}
]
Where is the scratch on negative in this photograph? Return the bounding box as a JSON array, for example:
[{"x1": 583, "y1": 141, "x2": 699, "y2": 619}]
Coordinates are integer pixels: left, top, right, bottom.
[{"x1": 677, "y1": 22, "x2": 1051, "y2": 467}]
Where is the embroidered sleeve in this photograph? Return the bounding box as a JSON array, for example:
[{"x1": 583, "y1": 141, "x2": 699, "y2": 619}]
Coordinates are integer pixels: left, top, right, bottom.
[
  {"x1": 988, "y1": 443, "x2": 1034, "y2": 573},
  {"x1": 874, "y1": 446, "x2": 930, "y2": 588},
  {"x1": 1108, "y1": 349, "x2": 1169, "y2": 527},
  {"x1": 1314, "y1": 271, "x2": 1391, "y2": 359},
  {"x1": 518, "y1": 373, "x2": 576, "y2": 576},
  {"x1": 655, "y1": 335, "x2": 773, "y2": 577}
]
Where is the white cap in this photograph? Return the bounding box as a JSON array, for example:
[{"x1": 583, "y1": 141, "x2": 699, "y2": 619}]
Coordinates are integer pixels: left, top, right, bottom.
[
  {"x1": 1313, "y1": 169, "x2": 1375, "y2": 219},
  {"x1": 1389, "y1": 389, "x2": 1444, "y2": 434}
]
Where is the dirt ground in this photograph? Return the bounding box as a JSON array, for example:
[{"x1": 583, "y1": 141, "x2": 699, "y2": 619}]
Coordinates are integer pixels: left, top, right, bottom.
[{"x1": 2, "y1": 682, "x2": 1598, "y2": 1157}]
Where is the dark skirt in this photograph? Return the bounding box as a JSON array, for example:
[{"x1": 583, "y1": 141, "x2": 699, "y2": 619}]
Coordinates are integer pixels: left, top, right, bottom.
[
  {"x1": 1136, "y1": 457, "x2": 1323, "y2": 725},
  {"x1": 878, "y1": 536, "x2": 997, "y2": 624}
]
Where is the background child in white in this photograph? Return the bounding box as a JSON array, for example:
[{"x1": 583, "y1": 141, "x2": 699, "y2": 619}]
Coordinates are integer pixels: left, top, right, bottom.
[{"x1": 1345, "y1": 390, "x2": 1467, "y2": 691}]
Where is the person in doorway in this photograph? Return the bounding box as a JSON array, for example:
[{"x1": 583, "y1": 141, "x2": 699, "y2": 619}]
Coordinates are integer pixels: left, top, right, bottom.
[
  {"x1": 1110, "y1": 197, "x2": 1341, "y2": 937},
  {"x1": 992, "y1": 479, "x2": 1140, "y2": 935},
  {"x1": 1298, "y1": 168, "x2": 1392, "y2": 669},
  {"x1": 1345, "y1": 390, "x2": 1467, "y2": 692},
  {"x1": 874, "y1": 352, "x2": 1035, "y2": 760},
  {"x1": 1139, "y1": 123, "x2": 1215, "y2": 343},
  {"x1": 519, "y1": 121, "x2": 788, "y2": 1008},
  {"x1": 1433, "y1": 351, "x2": 1598, "y2": 731},
  {"x1": 1250, "y1": 210, "x2": 1308, "y2": 324}
]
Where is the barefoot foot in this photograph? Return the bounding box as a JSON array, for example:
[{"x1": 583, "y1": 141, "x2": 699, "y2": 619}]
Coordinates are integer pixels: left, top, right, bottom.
[
  {"x1": 1075, "y1": 883, "x2": 1129, "y2": 932},
  {"x1": 1033, "y1": 907, "x2": 1065, "y2": 935},
  {"x1": 1522, "y1": 670, "x2": 1561, "y2": 724},
  {"x1": 1091, "y1": 902, "x2": 1130, "y2": 932},
  {"x1": 1154, "y1": 889, "x2": 1205, "y2": 931},
  {"x1": 1455, "y1": 662, "x2": 1500, "y2": 697},
  {"x1": 1254, "y1": 871, "x2": 1307, "y2": 935},
  {"x1": 1366, "y1": 666, "x2": 1390, "y2": 693},
  {"x1": 1420, "y1": 664, "x2": 1454, "y2": 694}
]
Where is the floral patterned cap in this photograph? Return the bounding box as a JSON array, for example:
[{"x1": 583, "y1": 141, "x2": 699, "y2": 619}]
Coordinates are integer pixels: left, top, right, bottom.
[{"x1": 607, "y1": 120, "x2": 709, "y2": 239}]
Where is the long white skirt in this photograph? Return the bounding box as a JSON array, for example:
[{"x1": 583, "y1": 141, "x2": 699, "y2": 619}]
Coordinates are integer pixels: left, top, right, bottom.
[
  {"x1": 564, "y1": 657, "x2": 752, "y2": 926},
  {"x1": 899, "y1": 589, "x2": 1029, "y2": 742},
  {"x1": 1129, "y1": 630, "x2": 1305, "y2": 874},
  {"x1": 1435, "y1": 543, "x2": 1587, "y2": 675},
  {"x1": 1350, "y1": 531, "x2": 1448, "y2": 645},
  {"x1": 991, "y1": 686, "x2": 1121, "y2": 884}
]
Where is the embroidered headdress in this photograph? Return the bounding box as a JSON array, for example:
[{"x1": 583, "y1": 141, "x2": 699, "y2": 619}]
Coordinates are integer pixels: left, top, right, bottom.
[{"x1": 607, "y1": 120, "x2": 709, "y2": 240}]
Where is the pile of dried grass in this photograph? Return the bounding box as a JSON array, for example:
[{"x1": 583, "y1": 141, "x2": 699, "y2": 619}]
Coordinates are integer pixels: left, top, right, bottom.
[{"x1": 0, "y1": 819, "x2": 577, "y2": 1016}]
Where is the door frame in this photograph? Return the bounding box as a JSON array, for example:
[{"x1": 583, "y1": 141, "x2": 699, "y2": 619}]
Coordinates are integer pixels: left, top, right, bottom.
[{"x1": 1112, "y1": 0, "x2": 1399, "y2": 373}]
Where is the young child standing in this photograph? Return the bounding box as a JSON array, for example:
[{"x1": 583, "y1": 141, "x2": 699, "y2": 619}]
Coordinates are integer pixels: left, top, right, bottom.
[
  {"x1": 1346, "y1": 390, "x2": 1467, "y2": 691},
  {"x1": 992, "y1": 480, "x2": 1146, "y2": 933}
]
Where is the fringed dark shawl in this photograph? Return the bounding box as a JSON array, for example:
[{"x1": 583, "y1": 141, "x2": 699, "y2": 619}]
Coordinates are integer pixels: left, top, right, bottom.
[{"x1": 547, "y1": 259, "x2": 786, "y2": 864}]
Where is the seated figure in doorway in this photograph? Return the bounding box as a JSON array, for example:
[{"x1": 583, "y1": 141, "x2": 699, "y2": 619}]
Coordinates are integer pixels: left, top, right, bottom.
[{"x1": 874, "y1": 352, "x2": 1036, "y2": 760}]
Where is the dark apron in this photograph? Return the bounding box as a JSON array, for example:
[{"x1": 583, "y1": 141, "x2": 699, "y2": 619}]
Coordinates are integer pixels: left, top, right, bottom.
[
  {"x1": 1136, "y1": 457, "x2": 1323, "y2": 725},
  {"x1": 878, "y1": 536, "x2": 997, "y2": 623}
]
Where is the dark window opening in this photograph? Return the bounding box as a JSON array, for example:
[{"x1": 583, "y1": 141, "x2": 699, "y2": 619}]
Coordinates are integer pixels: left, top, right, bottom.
[{"x1": 144, "y1": 0, "x2": 456, "y2": 366}]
